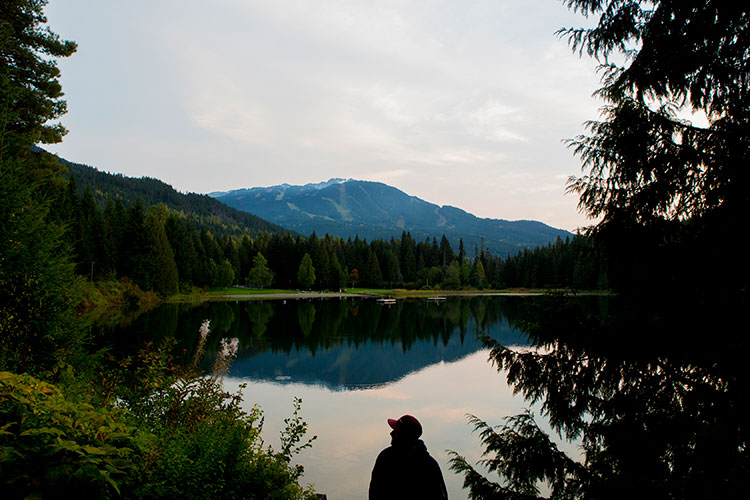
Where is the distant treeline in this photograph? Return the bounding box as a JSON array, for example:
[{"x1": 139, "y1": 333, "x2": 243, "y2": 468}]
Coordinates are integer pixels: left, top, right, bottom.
[{"x1": 59, "y1": 182, "x2": 607, "y2": 294}]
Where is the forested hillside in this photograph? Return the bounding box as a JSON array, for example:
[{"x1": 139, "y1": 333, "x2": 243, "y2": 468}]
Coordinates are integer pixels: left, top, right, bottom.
[
  {"x1": 57, "y1": 163, "x2": 605, "y2": 293},
  {"x1": 44, "y1": 150, "x2": 604, "y2": 294},
  {"x1": 51, "y1": 151, "x2": 288, "y2": 238}
]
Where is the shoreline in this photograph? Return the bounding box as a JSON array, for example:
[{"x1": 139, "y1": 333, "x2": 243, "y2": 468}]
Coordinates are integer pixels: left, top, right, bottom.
[{"x1": 169, "y1": 288, "x2": 610, "y2": 302}]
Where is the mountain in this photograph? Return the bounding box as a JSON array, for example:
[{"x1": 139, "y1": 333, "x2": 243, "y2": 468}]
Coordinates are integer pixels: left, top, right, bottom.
[
  {"x1": 211, "y1": 179, "x2": 572, "y2": 256},
  {"x1": 54, "y1": 153, "x2": 288, "y2": 238}
]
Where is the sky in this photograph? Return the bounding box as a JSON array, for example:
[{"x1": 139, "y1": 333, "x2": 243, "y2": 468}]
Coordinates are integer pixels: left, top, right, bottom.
[{"x1": 43, "y1": 0, "x2": 603, "y2": 232}]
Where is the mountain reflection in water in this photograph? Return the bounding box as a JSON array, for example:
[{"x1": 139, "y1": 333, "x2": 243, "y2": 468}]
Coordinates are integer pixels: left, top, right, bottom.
[
  {"x1": 94, "y1": 295, "x2": 607, "y2": 499},
  {"x1": 95, "y1": 296, "x2": 537, "y2": 390}
]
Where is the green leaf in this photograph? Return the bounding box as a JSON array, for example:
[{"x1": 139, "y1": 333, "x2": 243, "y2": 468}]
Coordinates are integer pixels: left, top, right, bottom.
[{"x1": 82, "y1": 445, "x2": 108, "y2": 455}]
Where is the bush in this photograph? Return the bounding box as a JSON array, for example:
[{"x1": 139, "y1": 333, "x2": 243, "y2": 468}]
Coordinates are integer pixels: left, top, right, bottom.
[
  {"x1": 119, "y1": 323, "x2": 316, "y2": 500},
  {"x1": 124, "y1": 376, "x2": 315, "y2": 500},
  {"x1": 1, "y1": 321, "x2": 317, "y2": 500},
  {"x1": 0, "y1": 371, "x2": 151, "y2": 499}
]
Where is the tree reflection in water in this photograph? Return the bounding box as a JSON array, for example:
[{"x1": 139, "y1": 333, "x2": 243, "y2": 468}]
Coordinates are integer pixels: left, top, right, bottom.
[{"x1": 449, "y1": 293, "x2": 748, "y2": 499}]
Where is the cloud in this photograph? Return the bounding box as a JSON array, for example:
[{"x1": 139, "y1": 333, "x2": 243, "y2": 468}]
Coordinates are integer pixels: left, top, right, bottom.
[{"x1": 44, "y1": 0, "x2": 603, "y2": 231}]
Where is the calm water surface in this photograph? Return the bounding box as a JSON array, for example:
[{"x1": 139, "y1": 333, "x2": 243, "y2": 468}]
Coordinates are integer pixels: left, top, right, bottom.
[{"x1": 100, "y1": 296, "x2": 588, "y2": 499}]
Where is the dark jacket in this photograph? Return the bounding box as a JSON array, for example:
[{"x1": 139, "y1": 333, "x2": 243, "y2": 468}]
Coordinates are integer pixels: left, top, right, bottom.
[{"x1": 369, "y1": 439, "x2": 448, "y2": 500}]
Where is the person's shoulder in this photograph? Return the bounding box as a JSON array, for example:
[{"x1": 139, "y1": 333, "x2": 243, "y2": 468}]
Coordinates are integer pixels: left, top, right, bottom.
[
  {"x1": 419, "y1": 445, "x2": 442, "y2": 469},
  {"x1": 375, "y1": 445, "x2": 396, "y2": 461}
]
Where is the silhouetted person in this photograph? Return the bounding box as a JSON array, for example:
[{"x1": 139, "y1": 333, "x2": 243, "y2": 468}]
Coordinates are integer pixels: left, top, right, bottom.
[{"x1": 369, "y1": 414, "x2": 448, "y2": 500}]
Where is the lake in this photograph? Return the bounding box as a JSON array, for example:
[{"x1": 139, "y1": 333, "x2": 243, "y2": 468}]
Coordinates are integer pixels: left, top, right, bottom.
[{"x1": 97, "y1": 295, "x2": 592, "y2": 499}]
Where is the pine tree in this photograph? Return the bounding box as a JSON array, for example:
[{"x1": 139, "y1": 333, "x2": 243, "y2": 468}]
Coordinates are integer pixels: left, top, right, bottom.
[
  {"x1": 164, "y1": 215, "x2": 199, "y2": 290},
  {"x1": 439, "y1": 235, "x2": 453, "y2": 268},
  {"x1": 329, "y1": 253, "x2": 347, "y2": 290},
  {"x1": 121, "y1": 199, "x2": 154, "y2": 289},
  {"x1": 145, "y1": 205, "x2": 178, "y2": 296},
  {"x1": 248, "y1": 252, "x2": 273, "y2": 288},
  {"x1": 0, "y1": 0, "x2": 77, "y2": 159},
  {"x1": 0, "y1": 155, "x2": 81, "y2": 372},
  {"x1": 0, "y1": 1, "x2": 80, "y2": 372},
  {"x1": 452, "y1": 2, "x2": 750, "y2": 498},
  {"x1": 297, "y1": 253, "x2": 316, "y2": 289},
  {"x1": 361, "y1": 248, "x2": 383, "y2": 288}
]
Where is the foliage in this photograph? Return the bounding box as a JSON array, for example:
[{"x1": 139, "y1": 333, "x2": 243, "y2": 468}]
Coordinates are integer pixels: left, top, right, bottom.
[
  {"x1": 116, "y1": 327, "x2": 316, "y2": 500},
  {"x1": 449, "y1": 294, "x2": 749, "y2": 499},
  {"x1": 297, "y1": 253, "x2": 316, "y2": 289},
  {"x1": 0, "y1": 0, "x2": 84, "y2": 374},
  {"x1": 56, "y1": 165, "x2": 606, "y2": 293},
  {"x1": 449, "y1": 411, "x2": 584, "y2": 500},
  {"x1": 216, "y1": 258, "x2": 236, "y2": 289},
  {"x1": 0, "y1": 148, "x2": 84, "y2": 376},
  {"x1": 443, "y1": 261, "x2": 461, "y2": 289},
  {"x1": 0, "y1": 0, "x2": 77, "y2": 157},
  {"x1": 450, "y1": 2, "x2": 749, "y2": 497},
  {"x1": 0, "y1": 371, "x2": 151, "y2": 499},
  {"x1": 60, "y1": 157, "x2": 286, "y2": 237},
  {"x1": 563, "y1": 1, "x2": 749, "y2": 225},
  {"x1": 1, "y1": 4, "x2": 317, "y2": 499},
  {"x1": 279, "y1": 397, "x2": 317, "y2": 459},
  {"x1": 562, "y1": 0, "x2": 749, "y2": 296},
  {"x1": 248, "y1": 251, "x2": 274, "y2": 288},
  {"x1": 145, "y1": 205, "x2": 179, "y2": 296}
]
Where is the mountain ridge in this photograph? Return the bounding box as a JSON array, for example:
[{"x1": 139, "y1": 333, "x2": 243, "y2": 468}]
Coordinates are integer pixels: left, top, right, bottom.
[{"x1": 213, "y1": 179, "x2": 572, "y2": 256}]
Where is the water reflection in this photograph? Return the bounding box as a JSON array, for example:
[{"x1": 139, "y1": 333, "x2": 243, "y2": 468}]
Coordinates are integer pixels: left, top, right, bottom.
[
  {"x1": 95, "y1": 295, "x2": 606, "y2": 499},
  {"x1": 450, "y1": 293, "x2": 750, "y2": 499},
  {"x1": 94, "y1": 296, "x2": 536, "y2": 390}
]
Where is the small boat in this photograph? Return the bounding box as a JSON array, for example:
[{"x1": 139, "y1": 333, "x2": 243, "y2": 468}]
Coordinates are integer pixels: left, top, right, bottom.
[
  {"x1": 376, "y1": 297, "x2": 397, "y2": 304},
  {"x1": 427, "y1": 296, "x2": 447, "y2": 302}
]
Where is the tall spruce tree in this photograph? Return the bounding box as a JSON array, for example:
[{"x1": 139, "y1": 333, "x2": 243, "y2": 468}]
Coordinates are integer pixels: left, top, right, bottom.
[
  {"x1": 0, "y1": 0, "x2": 80, "y2": 372},
  {"x1": 297, "y1": 253, "x2": 316, "y2": 289},
  {"x1": 248, "y1": 252, "x2": 273, "y2": 288},
  {"x1": 145, "y1": 205, "x2": 178, "y2": 296},
  {"x1": 563, "y1": 0, "x2": 750, "y2": 295},
  {"x1": 451, "y1": 2, "x2": 750, "y2": 499},
  {"x1": 0, "y1": 0, "x2": 77, "y2": 159}
]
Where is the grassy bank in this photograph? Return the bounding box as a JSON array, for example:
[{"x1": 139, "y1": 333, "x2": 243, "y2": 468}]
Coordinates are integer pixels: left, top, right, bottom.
[{"x1": 166, "y1": 286, "x2": 603, "y2": 301}]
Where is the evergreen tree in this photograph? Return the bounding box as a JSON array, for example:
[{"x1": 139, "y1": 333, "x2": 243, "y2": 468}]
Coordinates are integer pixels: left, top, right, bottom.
[
  {"x1": 0, "y1": 0, "x2": 80, "y2": 372},
  {"x1": 191, "y1": 228, "x2": 212, "y2": 288},
  {"x1": 0, "y1": 155, "x2": 81, "y2": 372},
  {"x1": 0, "y1": 0, "x2": 77, "y2": 159},
  {"x1": 329, "y1": 253, "x2": 347, "y2": 290},
  {"x1": 460, "y1": 257, "x2": 471, "y2": 286},
  {"x1": 237, "y1": 235, "x2": 255, "y2": 285},
  {"x1": 145, "y1": 205, "x2": 178, "y2": 296},
  {"x1": 164, "y1": 215, "x2": 199, "y2": 290},
  {"x1": 297, "y1": 253, "x2": 316, "y2": 289},
  {"x1": 361, "y1": 248, "x2": 383, "y2": 288},
  {"x1": 399, "y1": 231, "x2": 417, "y2": 282},
  {"x1": 248, "y1": 252, "x2": 273, "y2": 288},
  {"x1": 103, "y1": 196, "x2": 126, "y2": 278},
  {"x1": 452, "y1": 2, "x2": 750, "y2": 498},
  {"x1": 439, "y1": 235, "x2": 453, "y2": 268},
  {"x1": 121, "y1": 199, "x2": 154, "y2": 289},
  {"x1": 471, "y1": 260, "x2": 486, "y2": 289},
  {"x1": 219, "y1": 235, "x2": 240, "y2": 283}
]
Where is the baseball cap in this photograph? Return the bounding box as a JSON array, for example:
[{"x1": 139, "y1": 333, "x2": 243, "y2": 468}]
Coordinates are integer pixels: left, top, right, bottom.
[{"x1": 387, "y1": 414, "x2": 423, "y2": 440}]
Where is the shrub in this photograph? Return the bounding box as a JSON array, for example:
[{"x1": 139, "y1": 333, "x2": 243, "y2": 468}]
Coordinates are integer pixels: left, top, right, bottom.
[
  {"x1": 0, "y1": 371, "x2": 151, "y2": 499},
  {"x1": 120, "y1": 321, "x2": 317, "y2": 500}
]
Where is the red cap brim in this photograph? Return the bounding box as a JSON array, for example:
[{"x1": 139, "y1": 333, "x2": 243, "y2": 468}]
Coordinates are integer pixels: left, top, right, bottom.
[{"x1": 387, "y1": 418, "x2": 399, "y2": 430}]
